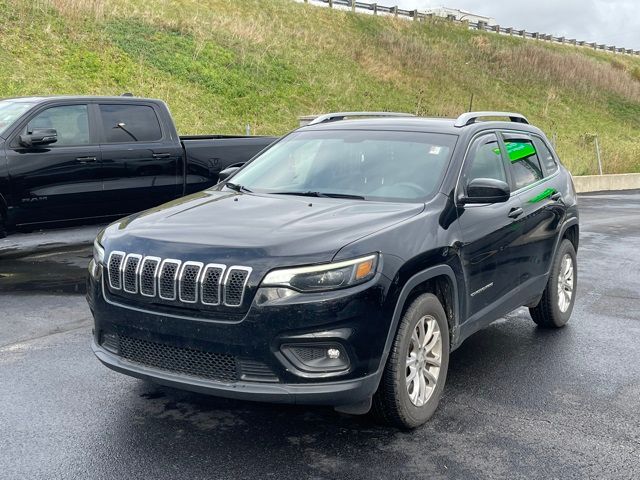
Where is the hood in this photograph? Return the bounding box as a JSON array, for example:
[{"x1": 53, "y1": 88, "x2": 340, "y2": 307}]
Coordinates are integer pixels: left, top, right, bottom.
[{"x1": 102, "y1": 190, "x2": 424, "y2": 266}]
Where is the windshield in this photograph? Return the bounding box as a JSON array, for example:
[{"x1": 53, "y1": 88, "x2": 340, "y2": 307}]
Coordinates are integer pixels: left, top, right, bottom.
[
  {"x1": 0, "y1": 101, "x2": 34, "y2": 136},
  {"x1": 228, "y1": 130, "x2": 458, "y2": 202}
]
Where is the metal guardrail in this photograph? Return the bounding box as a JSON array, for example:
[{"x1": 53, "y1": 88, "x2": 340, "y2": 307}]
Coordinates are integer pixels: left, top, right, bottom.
[{"x1": 301, "y1": 0, "x2": 640, "y2": 57}]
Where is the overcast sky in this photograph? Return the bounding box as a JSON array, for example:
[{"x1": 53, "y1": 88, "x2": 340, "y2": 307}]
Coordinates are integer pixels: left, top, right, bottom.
[{"x1": 396, "y1": 0, "x2": 640, "y2": 49}]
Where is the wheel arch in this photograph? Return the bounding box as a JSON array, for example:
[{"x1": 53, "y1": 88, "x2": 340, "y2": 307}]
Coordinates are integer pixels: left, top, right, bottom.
[
  {"x1": 563, "y1": 222, "x2": 579, "y2": 252},
  {"x1": 376, "y1": 265, "x2": 460, "y2": 382}
]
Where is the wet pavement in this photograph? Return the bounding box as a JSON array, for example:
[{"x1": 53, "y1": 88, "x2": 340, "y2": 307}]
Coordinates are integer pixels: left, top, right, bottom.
[{"x1": 1, "y1": 192, "x2": 639, "y2": 479}]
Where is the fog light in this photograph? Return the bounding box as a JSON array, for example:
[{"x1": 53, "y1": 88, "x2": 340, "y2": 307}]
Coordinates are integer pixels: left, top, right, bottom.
[
  {"x1": 327, "y1": 348, "x2": 341, "y2": 359},
  {"x1": 280, "y1": 343, "x2": 350, "y2": 373}
]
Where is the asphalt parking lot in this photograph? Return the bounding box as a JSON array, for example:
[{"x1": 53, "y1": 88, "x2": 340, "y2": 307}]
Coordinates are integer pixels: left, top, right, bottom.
[{"x1": 1, "y1": 191, "x2": 639, "y2": 480}]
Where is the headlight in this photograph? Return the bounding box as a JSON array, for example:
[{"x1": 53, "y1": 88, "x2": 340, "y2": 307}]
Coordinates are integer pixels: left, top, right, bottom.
[
  {"x1": 262, "y1": 254, "x2": 378, "y2": 292},
  {"x1": 93, "y1": 238, "x2": 105, "y2": 265}
]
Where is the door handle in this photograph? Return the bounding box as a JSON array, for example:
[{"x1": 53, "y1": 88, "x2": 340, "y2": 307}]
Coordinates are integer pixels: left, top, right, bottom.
[
  {"x1": 508, "y1": 207, "x2": 524, "y2": 219},
  {"x1": 551, "y1": 192, "x2": 562, "y2": 201},
  {"x1": 152, "y1": 153, "x2": 171, "y2": 159},
  {"x1": 76, "y1": 156, "x2": 97, "y2": 163}
]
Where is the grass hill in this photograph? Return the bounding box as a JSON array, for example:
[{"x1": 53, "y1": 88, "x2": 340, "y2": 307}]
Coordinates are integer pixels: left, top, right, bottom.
[{"x1": 1, "y1": 0, "x2": 639, "y2": 174}]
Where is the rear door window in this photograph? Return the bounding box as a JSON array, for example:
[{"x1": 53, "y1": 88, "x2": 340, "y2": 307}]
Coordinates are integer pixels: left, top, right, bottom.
[
  {"x1": 98, "y1": 104, "x2": 162, "y2": 143},
  {"x1": 502, "y1": 133, "x2": 544, "y2": 190}
]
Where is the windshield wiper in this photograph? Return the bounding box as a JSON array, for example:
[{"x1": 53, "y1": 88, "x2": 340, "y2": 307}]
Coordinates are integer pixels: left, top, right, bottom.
[
  {"x1": 225, "y1": 182, "x2": 253, "y2": 193},
  {"x1": 273, "y1": 191, "x2": 365, "y2": 200}
]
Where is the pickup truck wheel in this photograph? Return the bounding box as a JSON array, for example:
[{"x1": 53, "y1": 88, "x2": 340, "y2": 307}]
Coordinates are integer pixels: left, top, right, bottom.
[
  {"x1": 372, "y1": 293, "x2": 449, "y2": 429},
  {"x1": 529, "y1": 239, "x2": 577, "y2": 328}
]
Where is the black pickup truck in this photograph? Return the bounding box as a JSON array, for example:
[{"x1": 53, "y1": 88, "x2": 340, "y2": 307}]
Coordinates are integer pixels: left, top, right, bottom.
[{"x1": 0, "y1": 95, "x2": 277, "y2": 236}]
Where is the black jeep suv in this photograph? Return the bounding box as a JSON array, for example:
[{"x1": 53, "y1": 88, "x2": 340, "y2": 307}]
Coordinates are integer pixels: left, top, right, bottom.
[{"x1": 87, "y1": 111, "x2": 579, "y2": 429}]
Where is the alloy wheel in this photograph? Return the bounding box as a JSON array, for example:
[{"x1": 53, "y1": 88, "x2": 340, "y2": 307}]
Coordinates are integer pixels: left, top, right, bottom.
[
  {"x1": 557, "y1": 253, "x2": 575, "y2": 313},
  {"x1": 405, "y1": 315, "x2": 442, "y2": 407}
]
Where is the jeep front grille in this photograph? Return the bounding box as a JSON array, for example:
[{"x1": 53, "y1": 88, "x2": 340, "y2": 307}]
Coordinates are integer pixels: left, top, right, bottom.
[{"x1": 106, "y1": 252, "x2": 252, "y2": 308}]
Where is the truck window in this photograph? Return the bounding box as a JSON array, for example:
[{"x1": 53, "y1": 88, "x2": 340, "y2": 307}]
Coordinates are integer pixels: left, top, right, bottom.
[
  {"x1": 25, "y1": 105, "x2": 90, "y2": 146},
  {"x1": 502, "y1": 134, "x2": 544, "y2": 190},
  {"x1": 99, "y1": 104, "x2": 162, "y2": 143}
]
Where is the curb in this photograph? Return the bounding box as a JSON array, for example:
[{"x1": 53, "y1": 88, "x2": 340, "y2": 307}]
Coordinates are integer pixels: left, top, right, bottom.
[{"x1": 573, "y1": 173, "x2": 640, "y2": 193}]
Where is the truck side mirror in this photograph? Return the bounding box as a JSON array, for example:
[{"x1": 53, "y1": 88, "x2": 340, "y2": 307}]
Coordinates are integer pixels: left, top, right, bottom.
[
  {"x1": 459, "y1": 178, "x2": 510, "y2": 204},
  {"x1": 218, "y1": 162, "x2": 245, "y2": 182},
  {"x1": 20, "y1": 128, "x2": 58, "y2": 147}
]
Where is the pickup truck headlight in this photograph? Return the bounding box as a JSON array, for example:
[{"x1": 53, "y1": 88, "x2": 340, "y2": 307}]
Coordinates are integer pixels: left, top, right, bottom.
[
  {"x1": 261, "y1": 254, "x2": 378, "y2": 292},
  {"x1": 93, "y1": 238, "x2": 105, "y2": 265}
]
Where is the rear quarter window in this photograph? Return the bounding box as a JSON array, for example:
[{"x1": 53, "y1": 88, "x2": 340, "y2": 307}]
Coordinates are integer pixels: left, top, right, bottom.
[{"x1": 532, "y1": 137, "x2": 558, "y2": 175}]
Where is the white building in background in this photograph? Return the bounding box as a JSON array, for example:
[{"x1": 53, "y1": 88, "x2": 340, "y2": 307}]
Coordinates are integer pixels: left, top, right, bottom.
[{"x1": 425, "y1": 6, "x2": 496, "y2": 25}]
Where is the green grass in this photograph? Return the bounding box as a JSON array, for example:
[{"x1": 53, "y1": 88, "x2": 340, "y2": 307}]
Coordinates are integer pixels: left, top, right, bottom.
[{"x1": 1, "y1": 0, "x2": 639, "y2": 174}]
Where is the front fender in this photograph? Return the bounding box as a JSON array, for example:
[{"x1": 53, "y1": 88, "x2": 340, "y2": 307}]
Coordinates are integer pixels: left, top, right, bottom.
[{"x1": 372, "y1": 264, "x2": 460, "y2": 389}]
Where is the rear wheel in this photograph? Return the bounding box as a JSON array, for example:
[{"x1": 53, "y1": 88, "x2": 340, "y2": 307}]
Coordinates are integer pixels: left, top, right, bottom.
[
  {"x1": 529, "y1": 239, "x2": 577, "y2": 328},
  {"x1": 372, "y1": 293, "x2": 450, "y2": 429}
]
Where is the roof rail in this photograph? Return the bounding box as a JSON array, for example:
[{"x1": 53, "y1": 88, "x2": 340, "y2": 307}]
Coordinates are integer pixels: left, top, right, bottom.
[
  {"x1": 454, "y1": 111, "x2": 529, "y2": 128},
  {"x1": 120, "y1": 92, "x2": 134, "y2": 97},
  {"x1": 307, "y1": 111, "x2": 415, "y2": 126}
]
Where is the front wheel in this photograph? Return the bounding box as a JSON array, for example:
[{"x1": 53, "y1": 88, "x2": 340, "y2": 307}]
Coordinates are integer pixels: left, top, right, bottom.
[
  {"x1": 372, "y1": 293, "x2": 450, "y2": 429},
  {"x1": 529, "y1": 239, "x2": 577, "y2": 328}
]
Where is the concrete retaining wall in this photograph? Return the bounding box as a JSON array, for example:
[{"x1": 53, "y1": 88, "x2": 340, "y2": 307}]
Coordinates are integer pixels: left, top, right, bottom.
[{"x1": 573, "y1": 173, "x2": 640, "y2": 193}]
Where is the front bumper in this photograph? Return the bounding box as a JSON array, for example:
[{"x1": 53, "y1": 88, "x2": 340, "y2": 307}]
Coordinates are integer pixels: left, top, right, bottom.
[
  {"x1": 92, "y1": 338, "x2": 379, "y2": 405},
  {"x1": 88, "y1": 265, "x2": 392, "y2": 407}
]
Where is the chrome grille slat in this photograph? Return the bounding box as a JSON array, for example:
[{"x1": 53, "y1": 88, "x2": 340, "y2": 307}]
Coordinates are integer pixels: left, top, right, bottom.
[
  {"x1": 122, "y1": 254, "x2": 142, "y2": 294},
  {"x1": 158, "y1": 259, "x2": 182, "y2": 300},
  {"x1": 224, "y1": 267, "x2": 252, "y2": 307},
  {"x1": 106, "y1": 252, "x2": 250, "y2": 308},
  {"x1": 107, "y1": 251, "x2": 125, "y2": 290},
  {"x1": 140, "y1": 257, "x2": 160, "y2": 297},
  {"x1": 201, "y1": 264, "x2": 226, "y2": 306},
  {"x1": 179, "y1": 262, "x2": 203, "y2": 303}
]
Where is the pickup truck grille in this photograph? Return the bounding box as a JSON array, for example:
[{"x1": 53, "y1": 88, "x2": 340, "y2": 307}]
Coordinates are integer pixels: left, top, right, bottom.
[{"x1": 106, "y1": 251, "x2": 252, "y2": 308}]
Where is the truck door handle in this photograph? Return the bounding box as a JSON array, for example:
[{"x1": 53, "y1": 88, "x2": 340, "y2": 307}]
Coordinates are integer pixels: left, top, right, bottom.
[
  {"x1": 508, "y1": 207, "x2": 524, "y2": 219},
  {"x1": 551, "y1": 192, "x2": 562, "y2": 201},
  {"x1": 152, "y1": 153, "x2": 171, "y2": 159},
  {"x1": 76, "y1": 156, "x2": 97, "y2": 163}
]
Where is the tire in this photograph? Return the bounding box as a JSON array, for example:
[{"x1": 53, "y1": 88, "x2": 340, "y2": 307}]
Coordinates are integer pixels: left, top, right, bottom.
[
  {"x1": 529, "y1": 239, "x2": 577, "y2": 328},
  {"x1": 372, "y1": 293, "x2": 450, "y2": 429}
]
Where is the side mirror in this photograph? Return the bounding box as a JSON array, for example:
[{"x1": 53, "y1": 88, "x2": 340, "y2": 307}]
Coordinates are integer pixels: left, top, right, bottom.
[
  {"x1": 20, "y1": 128, "x2": 58, "y2": 147},
  {"x1": 218, "y1": 163, "x2": 245, "y2": 182},
  {"x1": 460, "y1": 178, "x2": 510, "y2": 204}
]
